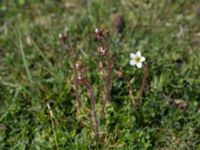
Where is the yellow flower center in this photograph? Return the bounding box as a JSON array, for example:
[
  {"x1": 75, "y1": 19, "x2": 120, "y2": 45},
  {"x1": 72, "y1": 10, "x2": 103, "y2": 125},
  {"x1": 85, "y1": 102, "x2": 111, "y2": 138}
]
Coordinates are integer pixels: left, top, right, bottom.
[{"x1": 135, "y1": 57, "x2": 141, "y2": 63}]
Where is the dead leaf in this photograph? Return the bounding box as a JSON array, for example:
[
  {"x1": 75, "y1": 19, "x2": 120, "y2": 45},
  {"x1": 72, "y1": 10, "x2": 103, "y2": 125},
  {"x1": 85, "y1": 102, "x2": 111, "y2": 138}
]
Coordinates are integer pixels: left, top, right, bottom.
[{"x1": 173, "y1": 99, "x2": 188, "y2": 109}]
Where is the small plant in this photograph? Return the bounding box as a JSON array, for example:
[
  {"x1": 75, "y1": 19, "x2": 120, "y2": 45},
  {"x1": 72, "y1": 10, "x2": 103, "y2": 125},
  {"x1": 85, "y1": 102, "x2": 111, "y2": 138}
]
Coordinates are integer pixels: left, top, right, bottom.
[
  {"x1": 2, "y1": 1, "x2": 200, "y2": 149},
  {"x1": 59, "y1": 28, "x2": 149, "y2": 141},
  {"x1": 129, "y1": 51, "x2": 148, "y2": 106}
]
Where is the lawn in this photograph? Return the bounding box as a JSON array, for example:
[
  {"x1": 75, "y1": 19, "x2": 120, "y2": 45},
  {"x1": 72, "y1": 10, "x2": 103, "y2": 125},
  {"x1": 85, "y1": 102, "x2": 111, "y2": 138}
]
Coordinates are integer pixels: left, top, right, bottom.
[{"x1": 1, "y1": 0, "x2": 200, "y2": 149}]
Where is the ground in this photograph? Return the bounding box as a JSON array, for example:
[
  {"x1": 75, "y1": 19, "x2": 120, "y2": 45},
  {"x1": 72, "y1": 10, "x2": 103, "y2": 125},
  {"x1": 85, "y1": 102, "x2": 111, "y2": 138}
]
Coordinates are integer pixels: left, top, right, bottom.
[{"x1": 1, "y1": 0, "x2": 200, "y2": 149}]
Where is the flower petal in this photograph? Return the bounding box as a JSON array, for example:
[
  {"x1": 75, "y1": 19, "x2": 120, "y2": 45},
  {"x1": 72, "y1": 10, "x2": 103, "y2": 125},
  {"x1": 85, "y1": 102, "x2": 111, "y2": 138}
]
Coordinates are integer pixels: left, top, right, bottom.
[
  {"x1": 130, "y1": 59, "x2": 136, "y2": 65},
  {"x1": 136, "y1": 62, "x2": 142, "y2": 68},
  {"x1": 136, "y1": 51, "x2": 141, "y2": 57},
  {"x1": 141, "y1": 56, "x2": 145, "y2": 62},
  {"x1": 130, "y1": 53, "x2": 136, "y2": 59}
]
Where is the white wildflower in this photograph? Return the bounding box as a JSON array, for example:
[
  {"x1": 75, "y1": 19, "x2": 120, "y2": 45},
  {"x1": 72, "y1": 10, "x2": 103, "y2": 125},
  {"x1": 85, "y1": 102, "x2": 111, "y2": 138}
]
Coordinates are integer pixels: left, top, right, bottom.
[{"x1": 130, "y1": 51, "x2": 145, "y2": 68}]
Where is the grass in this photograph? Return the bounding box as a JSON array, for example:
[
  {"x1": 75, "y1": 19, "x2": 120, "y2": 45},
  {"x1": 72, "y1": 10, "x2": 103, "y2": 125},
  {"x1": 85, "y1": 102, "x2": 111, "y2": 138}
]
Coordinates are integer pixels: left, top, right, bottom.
[{"x1": 1, "y1": 0, "x2": 200, "y2": 149}]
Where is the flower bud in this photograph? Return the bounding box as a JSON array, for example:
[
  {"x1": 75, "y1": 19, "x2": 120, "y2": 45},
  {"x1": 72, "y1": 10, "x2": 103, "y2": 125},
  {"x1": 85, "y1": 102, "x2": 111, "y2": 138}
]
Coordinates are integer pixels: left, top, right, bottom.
[{"x1": 58, "y1": 33, "x2": 67, "y2": 44}]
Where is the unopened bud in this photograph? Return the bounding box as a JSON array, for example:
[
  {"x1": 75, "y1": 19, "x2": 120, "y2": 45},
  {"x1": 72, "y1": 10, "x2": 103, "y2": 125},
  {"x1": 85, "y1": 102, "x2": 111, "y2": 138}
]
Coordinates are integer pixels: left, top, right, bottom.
[
  {"x1": 95, "y1": 28, "x2": 103, "y2": 34},
  {"x1": 58, "y1": 33, "x2": 67, "y2": 44},
  {"x1": 94, "y1": 28, "x2": 104, "y2": 40}
]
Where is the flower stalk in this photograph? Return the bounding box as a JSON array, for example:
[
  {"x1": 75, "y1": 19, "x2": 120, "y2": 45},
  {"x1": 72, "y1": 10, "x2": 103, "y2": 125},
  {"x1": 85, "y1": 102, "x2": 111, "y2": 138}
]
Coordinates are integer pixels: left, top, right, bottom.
[
  {"x1": 59, "y1": 31, "x2": 82, "y2": 113},
  {"x1": 132, "y1": 63, "x2": 148, "y2": 107},
  {"x1": 129, "y1": 51, "x2": 148, "y2": 106},
  {"x1": 138, "y1": 63, "x2": 148, "y2": 98},
  {"x1": 95, "y1": 28, "x2": 113, "y2": 117},
  {"x1": 76, "y1": 63, "x2": 99, "y2": 140}
]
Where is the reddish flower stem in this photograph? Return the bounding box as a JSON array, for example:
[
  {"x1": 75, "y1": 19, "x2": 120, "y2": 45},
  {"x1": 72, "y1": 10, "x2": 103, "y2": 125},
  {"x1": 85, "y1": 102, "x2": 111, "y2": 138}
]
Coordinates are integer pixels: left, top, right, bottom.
[
  {"x1": 85, "y1": 82, "x2": 99, "y2": 140},
  {"x1": 101, "y1": 37, "x2": 113, "y2": 117},
  {"x1": 134, "y1": 63, "x2": 148, "y2": 106},
  {"x1": 61, "y1": 41, "x2": 82, "y2": 113}
]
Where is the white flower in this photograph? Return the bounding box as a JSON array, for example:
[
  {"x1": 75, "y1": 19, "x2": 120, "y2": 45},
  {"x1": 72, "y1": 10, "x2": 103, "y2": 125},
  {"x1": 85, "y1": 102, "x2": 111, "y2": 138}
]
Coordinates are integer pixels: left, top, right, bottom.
[
  {"x1": 130, "y1": 51, "x2": 145, "y2": 68},
  {"x1": 95, "y1": 28, "x2": 100, "y2": 33}
]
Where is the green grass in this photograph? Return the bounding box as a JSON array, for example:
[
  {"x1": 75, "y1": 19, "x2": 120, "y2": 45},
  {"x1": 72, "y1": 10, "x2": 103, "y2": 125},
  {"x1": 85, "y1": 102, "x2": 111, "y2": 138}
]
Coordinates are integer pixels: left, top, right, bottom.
[{"x1": 1, "y1": 0, "x2": 200, "y2": 149}]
